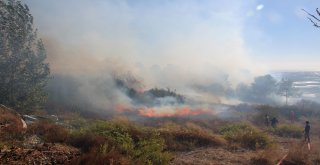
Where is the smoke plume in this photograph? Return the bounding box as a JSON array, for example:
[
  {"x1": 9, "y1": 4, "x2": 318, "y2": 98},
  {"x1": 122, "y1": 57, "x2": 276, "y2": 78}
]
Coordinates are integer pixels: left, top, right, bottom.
[{"x1": 25, "y1": 0, "x2": 268, "y2": 116}]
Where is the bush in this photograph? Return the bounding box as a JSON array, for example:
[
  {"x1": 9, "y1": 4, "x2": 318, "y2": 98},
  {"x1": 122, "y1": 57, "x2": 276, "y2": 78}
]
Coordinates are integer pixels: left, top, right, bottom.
[
  {"x1": 70, "y1": 120, "x2": 172, "y2": 164},
  {"x1": 67, "y1": 134, "x2": 108, "y2": 153},
  {"x1": 0, "y1": 113, "x2": 25, "y2": 141},
  {"x1": 252, "y1": 105, "x2": 279, "y2": 127},
  {"x1": 27, "y1": 121, "x2": 69, "y2": 143},
  {"x1": 70, "y1": 149, "x2": 131, "y2": 165},
  {"x1": 134, "y1": 138, "x2": 172, "y2": 165},
  {"x1": 273, "y1": 125, "x2": 303, "y2": 138},
  {"x1": 157, "y1": 121, "x2": 226, "y2": 151},
  {"x1": 283, "y1": 142, "x2": 311, "y2": 165},
  {"x1": 220, "y1": 123, "x2": 271, "y2": 150},
  {"x1": 250, "y1": 144, "x2": 280, "y2": 165}
]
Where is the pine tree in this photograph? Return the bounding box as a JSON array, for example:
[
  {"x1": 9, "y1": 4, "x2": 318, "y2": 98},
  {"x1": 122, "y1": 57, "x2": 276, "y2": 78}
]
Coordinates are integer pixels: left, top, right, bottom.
[{"x1": 0, "y1": 0, "x2": 50, "y2": 113}]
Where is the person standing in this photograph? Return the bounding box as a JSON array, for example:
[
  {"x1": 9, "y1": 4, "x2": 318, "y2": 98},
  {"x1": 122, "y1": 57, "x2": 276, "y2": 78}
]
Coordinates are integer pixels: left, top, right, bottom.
[
  {"x1": 271, "y1": 117, "x2": 278, "y2": 128},
  {"x1": 304, "y1": 121, "x2": 311, "y2": 143},
  {"x1": 265, "y1": 114, "x2": 270, "y2": 126}
]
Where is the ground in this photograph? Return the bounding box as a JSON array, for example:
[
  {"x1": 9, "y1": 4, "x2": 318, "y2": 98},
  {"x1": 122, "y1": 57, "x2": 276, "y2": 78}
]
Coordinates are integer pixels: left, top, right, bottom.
[
  {"x1": 171, "y1": 136, "x2": 318, "y2": 165},
  {"x1": 170, "y1": 148, "x2": 256, "y2": 165}
]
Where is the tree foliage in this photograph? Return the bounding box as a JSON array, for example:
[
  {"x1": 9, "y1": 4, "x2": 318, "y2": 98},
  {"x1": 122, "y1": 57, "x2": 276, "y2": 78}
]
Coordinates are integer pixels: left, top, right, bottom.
[
  {"x1": 277, "y1": 78, "x2": 299, "y2": 105},
  {"x1": 302, "y1": 8, "x2": 320, "y2": 28},
  {"x1": 236, "y1": 75, "x2": 277, "y2": 104},
  {"x1": 0, "y1": 0, "x2": 50, "y2": 113}
]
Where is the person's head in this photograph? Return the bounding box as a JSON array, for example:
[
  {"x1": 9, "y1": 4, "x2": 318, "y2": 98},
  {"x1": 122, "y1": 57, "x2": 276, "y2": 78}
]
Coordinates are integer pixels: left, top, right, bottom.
[{"x1": 306, "y1": 121, "x2": 309, "y2": 125}]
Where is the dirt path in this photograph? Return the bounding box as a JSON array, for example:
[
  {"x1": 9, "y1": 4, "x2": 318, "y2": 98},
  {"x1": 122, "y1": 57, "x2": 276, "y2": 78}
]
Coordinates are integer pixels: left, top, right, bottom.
[{"x1": 170, "y1": 148, "x2": 257, "y2": 165}]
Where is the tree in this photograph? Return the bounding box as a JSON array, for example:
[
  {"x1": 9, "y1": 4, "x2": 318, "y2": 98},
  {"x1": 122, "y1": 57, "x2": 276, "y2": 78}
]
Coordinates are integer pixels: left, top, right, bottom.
[
  {"x1": 302, "y1": 8, "x2": 320, "y2": 28},
  {"x1": 277, "y1": 78, "x2": 299, "y2": 106},
  {"x1": 0, "y1": 0, "x2": 50, "y2": 113},
  {"x1": 236, "y1": 75, "x2": 277, "y2": 104},
  {"x1": 251, "y1": 75, "x2": 277, "y2": 97}
]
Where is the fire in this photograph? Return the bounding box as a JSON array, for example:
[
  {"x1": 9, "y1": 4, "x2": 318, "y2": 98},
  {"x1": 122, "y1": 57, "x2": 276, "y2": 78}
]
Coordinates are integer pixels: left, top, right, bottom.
[
  {"x1": 115, "y1": 104, "x2": 127, "y2": 113},
  {"x1": 138, "y1": 107, "x2": 209, "y2": 117},
  {"x1": 115, "y1": 104, "x2": 211, "y2": 118}
]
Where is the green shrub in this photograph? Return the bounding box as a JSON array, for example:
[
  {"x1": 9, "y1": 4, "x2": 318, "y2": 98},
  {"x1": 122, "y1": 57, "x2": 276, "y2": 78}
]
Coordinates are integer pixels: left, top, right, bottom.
[
  {"x1": 88, "y1": 121, "x2": 135, "y2": 154},
  {"x1": 273, "y1": 125, "x2": 303, "y2": 138},
  {"x1": 134, "y1": 138, "x2": 172, "y2": 165},
  {"x1": 220, "y1": 123, "x2": 271, "y2": 150},
  {"x1": 72, "y1": 120, "x2": 172, "y2": 164}
]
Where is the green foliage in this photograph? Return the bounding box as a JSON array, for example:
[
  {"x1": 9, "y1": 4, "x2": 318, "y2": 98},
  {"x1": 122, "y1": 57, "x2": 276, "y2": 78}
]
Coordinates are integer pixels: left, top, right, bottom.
[
  {"x1": 147, "y1": 88, "x2": 185, "y2": 103},
  {"x1": 72, "y1": 120, "x2": 172, "y2": 164},
  {"x1": 236, "y1": 75, "x2": 277, "y2": 104},
  {"x1": 134, "y1": 138, "x2": 171, "y2": 165},
  {"x1": 220, "y1": 123, "x2": 271, "y2": 150},
  {"x1": 272, "y1": 125, "x2": 303, "y2": 138},
  {"x1": 252, "y1": 105, "x2": 279, "y2": 126},
  {"x1": 87, "y1": 121, "x2": 134, "y2": 153},
  {"x1": 0, "y1": 0, "x2": 50, "y2": 113}
]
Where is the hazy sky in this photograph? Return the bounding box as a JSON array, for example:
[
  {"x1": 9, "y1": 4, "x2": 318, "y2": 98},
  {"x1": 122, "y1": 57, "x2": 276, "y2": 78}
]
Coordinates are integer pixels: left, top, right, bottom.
[{"x1": 23, "y1": 0, "x2": 320, "y2": 85}]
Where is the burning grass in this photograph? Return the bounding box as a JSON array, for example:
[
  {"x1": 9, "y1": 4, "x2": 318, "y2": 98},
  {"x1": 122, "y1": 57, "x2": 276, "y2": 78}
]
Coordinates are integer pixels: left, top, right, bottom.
[{"x1": 4, "y1": 101, "x2": 320, "y2": 165}]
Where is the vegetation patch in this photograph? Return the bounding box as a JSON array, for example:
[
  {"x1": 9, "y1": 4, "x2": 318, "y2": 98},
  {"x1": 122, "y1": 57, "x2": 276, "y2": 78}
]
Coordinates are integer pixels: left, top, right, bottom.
[
  {"x1": 250, "y1": 144, "x2": 280, "y2": 165},
  {"x1": 272, "y1": 125, "x2": 303, "y2": 138},
  {"x1": 156, "y1": 121, "x2": 226, "y2": 151},
  {"x1": 220, "y1": 123, "x2": 271, "y2": 150},
  {"x1": 68, "y1": 120, "x2": 172, "y2": 165},
  {"x1": 27, "y1": 121, "x2": 69, "y2": 143}
]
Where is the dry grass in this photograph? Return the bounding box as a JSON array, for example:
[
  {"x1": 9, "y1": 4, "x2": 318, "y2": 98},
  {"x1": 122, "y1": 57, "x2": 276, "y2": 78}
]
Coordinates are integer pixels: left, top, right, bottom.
[
  {"x1": 27, "y1": 121, "x2": 69, "y2": 143},
  {"x1": 273, "y1": 124, "x2": 303, "y2": 138},
  {"x1": 282, "y1": 140, "x2": 320, "y2": 165},
  {"x1": 250, "y1": 144, "x2": 281, "y2": 165},
  {"x1": 220, "y1": 123, "x2": 271, "y2": 150},
  {"x1": 157, "y1": 121, "x2": 226, "y2": 151},
  {"x1": 0, "y1": 106, "x2": 25, "y2": 143}
]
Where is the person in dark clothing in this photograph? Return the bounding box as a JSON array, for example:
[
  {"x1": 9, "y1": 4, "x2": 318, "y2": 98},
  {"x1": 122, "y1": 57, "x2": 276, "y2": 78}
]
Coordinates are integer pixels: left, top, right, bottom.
[
  {"x1": 304, "y1": 121, "x2": 311, "y2": 143},
  {"x1": 271, "y1": 117, "x2": 278, "y2": 128}
]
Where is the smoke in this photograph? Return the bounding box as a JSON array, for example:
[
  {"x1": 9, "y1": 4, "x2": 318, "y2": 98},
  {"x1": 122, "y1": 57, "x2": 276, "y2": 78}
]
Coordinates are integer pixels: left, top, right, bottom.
[{"x1": 26, "y1": 0, "x2": 270, "y2": 116}]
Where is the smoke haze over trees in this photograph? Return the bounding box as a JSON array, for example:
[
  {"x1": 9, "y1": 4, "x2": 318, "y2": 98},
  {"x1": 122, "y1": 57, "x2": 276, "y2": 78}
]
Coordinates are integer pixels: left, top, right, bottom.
[
  {"x1": 2, "y1": 0, "x2": 318, "y2": 117},
  {"x1": 0, "y1": 0, "x2": 50, "y2": 113}
]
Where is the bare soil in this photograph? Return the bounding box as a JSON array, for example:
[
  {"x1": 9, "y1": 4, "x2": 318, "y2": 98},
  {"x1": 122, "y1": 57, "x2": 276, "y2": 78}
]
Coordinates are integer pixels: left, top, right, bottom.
[{"x1": 170, "y1": 148, "x2": 257, "y2": 165}]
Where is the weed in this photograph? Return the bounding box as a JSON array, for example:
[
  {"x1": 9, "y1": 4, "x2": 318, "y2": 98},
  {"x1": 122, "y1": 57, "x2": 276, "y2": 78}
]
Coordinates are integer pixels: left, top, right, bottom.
[
  {"x1": 220, "y1": 123, "x2": 271, "y2": 150},
  {"x1": 273, "y1": 125, "x2": 303, "y2": 138}
]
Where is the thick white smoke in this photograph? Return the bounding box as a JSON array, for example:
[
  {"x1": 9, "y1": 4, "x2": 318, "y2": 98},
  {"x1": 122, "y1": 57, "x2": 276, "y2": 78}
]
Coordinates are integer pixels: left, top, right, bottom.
[{"x1": 26, "y1": 0, "x2": 268, "y2": 115}]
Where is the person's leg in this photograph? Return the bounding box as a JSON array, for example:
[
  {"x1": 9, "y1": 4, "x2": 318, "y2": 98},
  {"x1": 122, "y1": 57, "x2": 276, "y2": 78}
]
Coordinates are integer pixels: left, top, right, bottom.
[{"x1": 304, "y1": 134, "x2": 308, "y2": 142}]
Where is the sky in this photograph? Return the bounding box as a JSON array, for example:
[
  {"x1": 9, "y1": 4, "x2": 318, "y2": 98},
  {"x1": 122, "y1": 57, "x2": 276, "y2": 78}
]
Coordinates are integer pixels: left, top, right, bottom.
[{"x1": 23, "y1": 0, "x2": 320, "y2": 87}]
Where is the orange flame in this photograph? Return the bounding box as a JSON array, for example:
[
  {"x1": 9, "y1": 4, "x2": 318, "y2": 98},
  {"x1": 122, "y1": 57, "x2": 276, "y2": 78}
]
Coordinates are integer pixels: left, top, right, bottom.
[
  {"x1": 138, "y1": 107, "x2": 209, "y2": 117},
  {"x1": 115, "y1": 104, "x2": 129, "y2": 113}
]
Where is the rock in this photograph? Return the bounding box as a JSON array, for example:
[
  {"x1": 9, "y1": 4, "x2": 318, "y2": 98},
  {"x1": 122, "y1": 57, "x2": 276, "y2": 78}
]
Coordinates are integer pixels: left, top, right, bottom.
[{"x1": 23, "y1": 135, "x2": 43, "y2": 149}]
